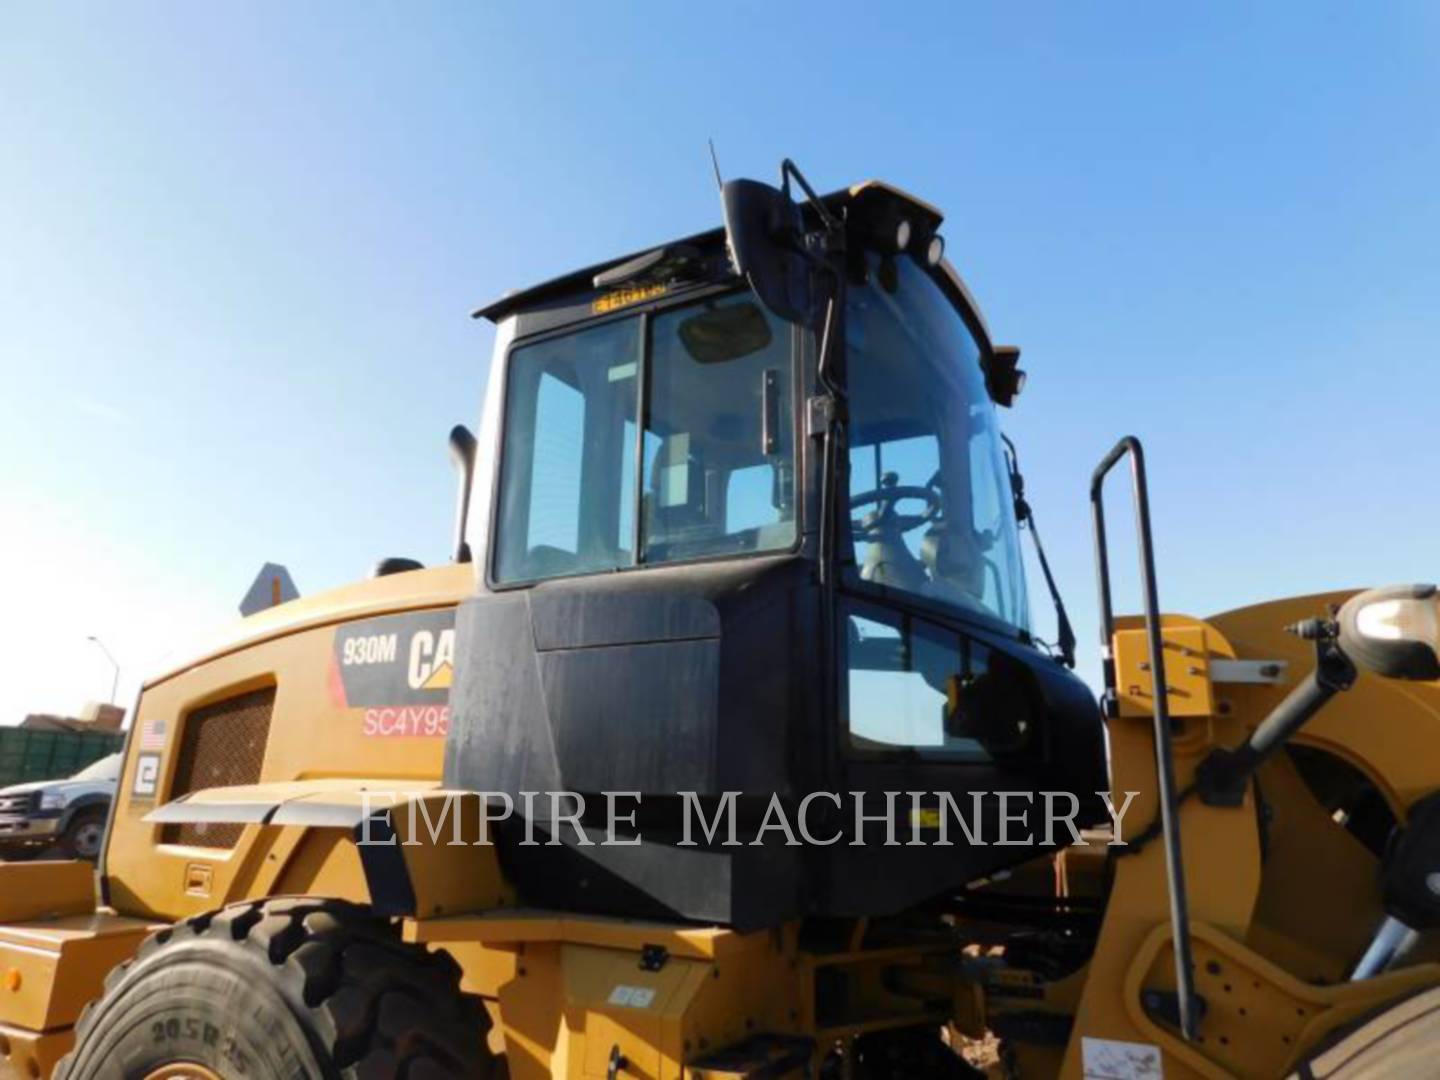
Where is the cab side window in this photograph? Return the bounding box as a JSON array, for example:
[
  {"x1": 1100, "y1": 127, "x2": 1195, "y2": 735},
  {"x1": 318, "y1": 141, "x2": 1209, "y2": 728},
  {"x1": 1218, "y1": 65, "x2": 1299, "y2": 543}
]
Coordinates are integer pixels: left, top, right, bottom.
[{"x1": 494, "y1": 293, "x2": 796, "y2": 585}]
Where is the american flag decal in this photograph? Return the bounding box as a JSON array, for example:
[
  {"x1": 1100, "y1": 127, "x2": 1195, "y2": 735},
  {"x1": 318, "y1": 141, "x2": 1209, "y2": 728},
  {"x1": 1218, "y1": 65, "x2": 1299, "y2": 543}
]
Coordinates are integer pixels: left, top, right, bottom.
[{"x1": 138, "y1": 719, "x2": 167, "y2": 752}]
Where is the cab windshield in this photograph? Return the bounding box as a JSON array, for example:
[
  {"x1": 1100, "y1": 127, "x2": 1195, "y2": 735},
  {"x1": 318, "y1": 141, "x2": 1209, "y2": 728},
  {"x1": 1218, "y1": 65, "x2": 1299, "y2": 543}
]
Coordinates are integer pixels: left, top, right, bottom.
[{"x1": 844, "y1": 253, "x2": 1030, "y2": 633}]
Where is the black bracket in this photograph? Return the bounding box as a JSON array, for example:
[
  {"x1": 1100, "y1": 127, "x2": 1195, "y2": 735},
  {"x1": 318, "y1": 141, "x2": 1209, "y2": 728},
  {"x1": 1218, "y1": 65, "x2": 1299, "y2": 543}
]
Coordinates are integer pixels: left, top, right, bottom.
[{"x1": 607, "y1": 1045, "x2": 629, "y2": 1080}]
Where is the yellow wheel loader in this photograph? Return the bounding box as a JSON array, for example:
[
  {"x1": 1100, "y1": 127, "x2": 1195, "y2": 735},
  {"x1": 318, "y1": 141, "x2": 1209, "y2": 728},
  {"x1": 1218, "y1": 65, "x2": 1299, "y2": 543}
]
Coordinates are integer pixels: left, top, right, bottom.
[{"x1": 2, "y1": 162, "x2": 1439, "y2": 1080}]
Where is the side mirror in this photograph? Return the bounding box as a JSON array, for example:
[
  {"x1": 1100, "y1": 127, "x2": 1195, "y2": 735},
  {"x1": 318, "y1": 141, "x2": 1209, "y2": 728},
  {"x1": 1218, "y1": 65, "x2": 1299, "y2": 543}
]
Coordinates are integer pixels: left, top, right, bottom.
[
  {"x1": 1338, "y1": 584, "x2": 1440, "y2": 681},
  {"x1": 449, "y1": 424, "x2": 478, "y2": 564},
  {"x1": 943, "y1": 658, "x2": 1036, "y2": 757},
  {"x1": 720, "y1": 178, "x2": 811, "y2": 325}
]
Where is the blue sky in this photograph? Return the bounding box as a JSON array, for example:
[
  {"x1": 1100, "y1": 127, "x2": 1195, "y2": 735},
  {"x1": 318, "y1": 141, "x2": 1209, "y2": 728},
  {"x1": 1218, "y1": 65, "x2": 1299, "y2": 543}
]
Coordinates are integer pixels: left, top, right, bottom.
[{"x1": 3, "y1": 3, "x2": 1438, "y2": 722}]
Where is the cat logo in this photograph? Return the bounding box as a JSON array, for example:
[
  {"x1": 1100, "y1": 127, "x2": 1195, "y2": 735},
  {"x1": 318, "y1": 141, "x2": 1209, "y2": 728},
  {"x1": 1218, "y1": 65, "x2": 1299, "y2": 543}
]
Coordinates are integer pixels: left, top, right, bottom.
[
  {"x1": 331, "y1": 609, "x2": 457, "y2": 709},
  {"x1": 408, "y1": 628, "x2": 455, "y2": 691}
]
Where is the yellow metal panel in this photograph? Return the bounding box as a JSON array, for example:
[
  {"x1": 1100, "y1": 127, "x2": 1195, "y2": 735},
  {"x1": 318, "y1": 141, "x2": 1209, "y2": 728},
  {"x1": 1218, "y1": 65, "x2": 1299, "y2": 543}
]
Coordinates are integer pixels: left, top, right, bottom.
[
  {"x1": 267, "y1": 829, "x2": 371, "y2": 903},
  {"x1": 0, "y1": 913, "x2": 155, "y2": 1032},
  {"x1": 106, "y1": 567, "x2": 471, "y2": 923},
  {"x1": 0, "y1": 1019, "x2": 74, "y2": 1079},
  {"x1": 372, "y1": 792, "x2": 516, "y2": 918},
  {"x1": 1113, "y1": 624, "x2": 1215, "y2": 718},
  {"x1": 1244, "y1": 752, "x2": 1382, "y2": 982},
  {"x1": 1121, "y1": 921, "x2": 1440, "y2": 1079},
  {"x1": 434, "y1": 920, "x2": 798, "y2": 1079},
  {"x1": 144, "y1": 563, "x2": 474, "y2": 689},
  {"x1": 566, "y1": 943, "x2": 696, "y2": 1078},
  {"x1": 1058, "y1": 664, "x2": 1262, "y2": 1078},
  {"x1": 405, "y1": 909, "x2": 753, "y2": 962},
  {"x1": 0, "y1": 862, "x2": 95, "y2": 923}
]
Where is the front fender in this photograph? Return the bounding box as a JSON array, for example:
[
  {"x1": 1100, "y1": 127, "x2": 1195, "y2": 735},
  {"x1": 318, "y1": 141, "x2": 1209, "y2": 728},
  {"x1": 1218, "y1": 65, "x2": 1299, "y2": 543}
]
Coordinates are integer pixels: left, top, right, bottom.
[{"x1": 145, "y1": 780, "x2": 516, "y2": 918}]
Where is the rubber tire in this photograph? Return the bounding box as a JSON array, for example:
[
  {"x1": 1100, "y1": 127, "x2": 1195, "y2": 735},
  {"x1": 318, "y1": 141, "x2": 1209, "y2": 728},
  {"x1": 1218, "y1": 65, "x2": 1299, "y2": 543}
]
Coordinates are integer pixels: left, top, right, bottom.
[
  {"x1": 56, "y1": 807, "x2": 107, "y2": 861},
  {"x1": 56, "y1": 897, "x2": 497, "y2": 1080}
]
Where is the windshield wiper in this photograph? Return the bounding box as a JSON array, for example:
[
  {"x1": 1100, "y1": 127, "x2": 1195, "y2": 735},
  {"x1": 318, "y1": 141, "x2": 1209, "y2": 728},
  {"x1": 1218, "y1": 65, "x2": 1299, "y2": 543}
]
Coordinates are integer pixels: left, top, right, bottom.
[{"x1": 1003, "y1": 434, "x2": 1077, "y2": 668}]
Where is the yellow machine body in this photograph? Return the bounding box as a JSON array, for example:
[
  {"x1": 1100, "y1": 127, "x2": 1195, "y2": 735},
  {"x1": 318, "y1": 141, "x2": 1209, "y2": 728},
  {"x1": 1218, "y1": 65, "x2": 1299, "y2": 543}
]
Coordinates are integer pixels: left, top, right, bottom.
[{"x1": 1, "y1": 555, "x2": 1438, "y2": 1080}]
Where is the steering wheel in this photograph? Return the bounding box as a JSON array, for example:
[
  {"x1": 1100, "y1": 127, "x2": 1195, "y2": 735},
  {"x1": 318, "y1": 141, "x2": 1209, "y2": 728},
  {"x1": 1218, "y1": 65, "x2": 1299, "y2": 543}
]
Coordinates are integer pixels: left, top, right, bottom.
[{"x1": 850, "y1": 472, "x2": 943, "y2": 541}]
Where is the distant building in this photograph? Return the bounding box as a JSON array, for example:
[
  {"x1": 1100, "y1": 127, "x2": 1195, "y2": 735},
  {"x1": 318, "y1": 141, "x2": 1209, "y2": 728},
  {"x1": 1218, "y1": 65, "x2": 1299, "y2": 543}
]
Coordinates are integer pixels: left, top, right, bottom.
[{"x1": 21, "y1": 702, "x2": 125, "y2": 733}]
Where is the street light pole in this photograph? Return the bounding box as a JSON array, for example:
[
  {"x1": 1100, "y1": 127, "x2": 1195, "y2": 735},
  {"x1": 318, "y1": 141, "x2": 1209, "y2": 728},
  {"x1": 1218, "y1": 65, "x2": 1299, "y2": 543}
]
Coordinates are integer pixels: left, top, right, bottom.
[{"x1": 85, "y1": 636, "x2": 120, "y2": 705}]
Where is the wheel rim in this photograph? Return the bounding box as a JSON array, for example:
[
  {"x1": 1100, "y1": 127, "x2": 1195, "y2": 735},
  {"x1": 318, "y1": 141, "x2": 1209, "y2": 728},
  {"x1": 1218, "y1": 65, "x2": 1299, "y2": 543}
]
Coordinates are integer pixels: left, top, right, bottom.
[
  {"x1": 73, "y1": 822, "x2": 104, "y2": 859},
  {"x1": 142, "y1": 1065, "x2": 224, "y2": 1080}
]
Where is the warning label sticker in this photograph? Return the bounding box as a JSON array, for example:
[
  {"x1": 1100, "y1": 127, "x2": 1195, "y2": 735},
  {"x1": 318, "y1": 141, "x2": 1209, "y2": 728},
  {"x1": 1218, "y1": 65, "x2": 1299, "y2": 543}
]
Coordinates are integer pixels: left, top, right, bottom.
[
  {"x1": 606, "y1": 985, "x2": 657, "y2": 1009},
  {"x1": 1081, "y1": 1037, "x2": 1162, "y2": 1079},
  {"x1": 331, "y1": 610, "x2": 457, "y2": 736}
]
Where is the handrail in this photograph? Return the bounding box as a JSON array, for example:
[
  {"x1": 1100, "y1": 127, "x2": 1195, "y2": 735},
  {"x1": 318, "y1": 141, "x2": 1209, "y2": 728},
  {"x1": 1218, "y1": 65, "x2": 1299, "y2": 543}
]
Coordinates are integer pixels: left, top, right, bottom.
[{"x1": 1090, "y1": 435, "x2": 1197, "y2": 1041}]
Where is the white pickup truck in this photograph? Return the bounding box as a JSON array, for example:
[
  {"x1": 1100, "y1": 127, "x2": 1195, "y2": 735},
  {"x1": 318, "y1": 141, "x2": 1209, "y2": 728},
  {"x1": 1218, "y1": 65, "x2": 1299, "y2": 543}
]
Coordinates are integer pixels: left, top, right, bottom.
[{"x1": 0, "y1": 752, "x2": 119, "y2": 860}]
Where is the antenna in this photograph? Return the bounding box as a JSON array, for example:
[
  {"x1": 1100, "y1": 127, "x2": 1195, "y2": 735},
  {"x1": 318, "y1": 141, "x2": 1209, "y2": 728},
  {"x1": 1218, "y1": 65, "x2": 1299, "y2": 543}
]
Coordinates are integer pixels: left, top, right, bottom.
[{"x1": 707, "y1": 138, "x2": 724, "y2": 191}]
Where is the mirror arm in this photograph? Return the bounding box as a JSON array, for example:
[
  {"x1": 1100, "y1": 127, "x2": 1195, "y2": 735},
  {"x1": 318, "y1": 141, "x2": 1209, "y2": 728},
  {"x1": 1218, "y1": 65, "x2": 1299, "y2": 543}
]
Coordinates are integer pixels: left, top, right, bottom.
[
  {"x1": 779, "y1": 159, "x2": 839, "y2": 230},
  {"x1": 1195, "y1": 636, "x2": 1357, "y2": 807}
]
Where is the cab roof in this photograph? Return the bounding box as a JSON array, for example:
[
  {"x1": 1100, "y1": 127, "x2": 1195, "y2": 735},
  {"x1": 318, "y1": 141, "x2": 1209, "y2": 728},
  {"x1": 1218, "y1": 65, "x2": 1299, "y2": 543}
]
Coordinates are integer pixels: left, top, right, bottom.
[{"x1": 471, "y1": 180, "x2": 992, "y2": 347}]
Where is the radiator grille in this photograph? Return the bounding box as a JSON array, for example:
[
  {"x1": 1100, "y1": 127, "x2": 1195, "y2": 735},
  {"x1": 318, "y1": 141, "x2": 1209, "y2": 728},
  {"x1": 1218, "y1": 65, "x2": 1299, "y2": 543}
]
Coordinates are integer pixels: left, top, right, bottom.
[{"x1": 161, "y1": 686, "x2": 275, "y2": 849}]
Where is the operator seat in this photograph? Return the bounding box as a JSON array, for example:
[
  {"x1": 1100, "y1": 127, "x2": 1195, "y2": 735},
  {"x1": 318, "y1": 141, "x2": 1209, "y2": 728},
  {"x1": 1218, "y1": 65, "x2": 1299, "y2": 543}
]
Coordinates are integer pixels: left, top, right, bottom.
[
  {"x1": 858, "y1": 514, "x2": 930, "y2": 593},
  {"x1": 919, "y1": 523, "x2": 987, "y2": 609}
]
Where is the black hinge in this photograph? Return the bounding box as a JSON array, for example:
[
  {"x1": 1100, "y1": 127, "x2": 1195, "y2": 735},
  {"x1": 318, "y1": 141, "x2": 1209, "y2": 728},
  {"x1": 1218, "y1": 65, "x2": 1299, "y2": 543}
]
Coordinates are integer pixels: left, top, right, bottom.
[{"x1": 806, "y1": 393, "x2": 835, "y2": 438}]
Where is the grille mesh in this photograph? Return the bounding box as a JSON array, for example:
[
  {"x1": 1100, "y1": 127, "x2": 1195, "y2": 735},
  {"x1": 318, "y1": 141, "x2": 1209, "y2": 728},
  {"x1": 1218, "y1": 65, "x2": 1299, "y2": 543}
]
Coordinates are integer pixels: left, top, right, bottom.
[{"x1": 161, "y1": 686, "x2": 275, "y2": 849}]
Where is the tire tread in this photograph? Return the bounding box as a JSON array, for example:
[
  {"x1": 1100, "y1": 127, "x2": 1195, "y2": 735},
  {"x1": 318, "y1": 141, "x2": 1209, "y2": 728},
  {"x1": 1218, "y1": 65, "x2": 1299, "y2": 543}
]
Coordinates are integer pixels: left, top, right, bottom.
[{"x1": 56, "y1": 897, "x2": 494, "y2": 1080}]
